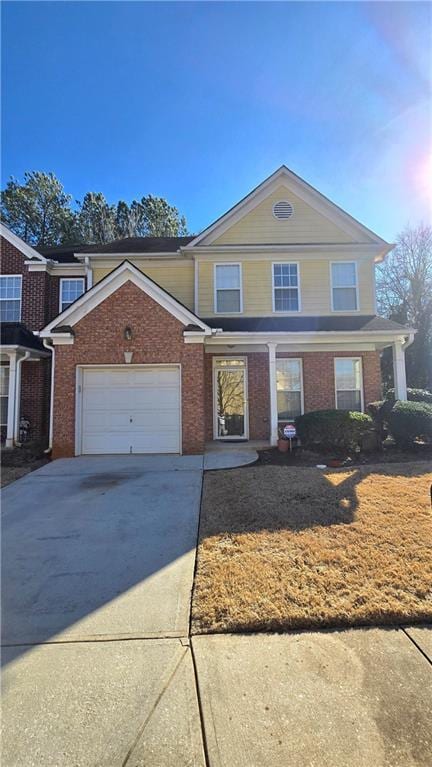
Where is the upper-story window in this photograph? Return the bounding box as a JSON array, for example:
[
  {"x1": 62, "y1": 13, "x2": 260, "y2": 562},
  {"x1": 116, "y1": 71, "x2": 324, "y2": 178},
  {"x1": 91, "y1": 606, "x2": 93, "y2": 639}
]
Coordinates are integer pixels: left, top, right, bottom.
[
  {"x1": 60, "y1": 278, "x2": 85, "y2": 313},
  {"x1": 0, "y1": 276, "x2": 22, "y2": 322},
  {"x1": 272, "y1": 263, "x2": 300, "y2": 312},
  {"x1": 331, "y1": 262, "x2": 358, "y2": 311},
  {"x1": 214, "y1": 264, "x2": 242, "y2": 313}
]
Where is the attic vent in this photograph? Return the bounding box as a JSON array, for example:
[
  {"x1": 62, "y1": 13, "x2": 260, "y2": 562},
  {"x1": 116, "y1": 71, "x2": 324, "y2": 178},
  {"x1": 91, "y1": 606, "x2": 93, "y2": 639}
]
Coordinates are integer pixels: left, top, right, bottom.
[{"x1": 273, "y1": 200, "x2": 293, "y2": 220}]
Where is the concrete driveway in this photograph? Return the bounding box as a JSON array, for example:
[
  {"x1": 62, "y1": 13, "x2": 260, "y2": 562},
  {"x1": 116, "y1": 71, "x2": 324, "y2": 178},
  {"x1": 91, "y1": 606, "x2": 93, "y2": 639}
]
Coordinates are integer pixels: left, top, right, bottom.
[
  {"x1": 2, "y1": 455, "x2": 206, "y2": 766},
  {"x1": 2, "y1": 456, "x2": 431, "y2": 766}
]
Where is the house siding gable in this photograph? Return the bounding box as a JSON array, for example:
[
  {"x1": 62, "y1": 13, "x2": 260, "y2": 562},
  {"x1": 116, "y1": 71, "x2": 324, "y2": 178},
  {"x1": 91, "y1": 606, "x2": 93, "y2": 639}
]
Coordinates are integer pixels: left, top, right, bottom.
[{"x1": 209, "y1": 186, "x2": 359, "y2": 246}]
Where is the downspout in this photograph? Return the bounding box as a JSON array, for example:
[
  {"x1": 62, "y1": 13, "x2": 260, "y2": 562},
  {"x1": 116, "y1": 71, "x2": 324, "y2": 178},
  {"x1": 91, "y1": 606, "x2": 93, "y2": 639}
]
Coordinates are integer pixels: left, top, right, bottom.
[
  {"x1": 43, "y1": 339, "x2": 55, "y2": 453},
  {"x1": 403, "y1": 331, "x2": 415, "y2": 350},
  {"x1": 13, "y1": 351, "x2": 31, "y2": 445},
  {"x1": 85, "y1": 256, "x2": 93, "y2": 289}
]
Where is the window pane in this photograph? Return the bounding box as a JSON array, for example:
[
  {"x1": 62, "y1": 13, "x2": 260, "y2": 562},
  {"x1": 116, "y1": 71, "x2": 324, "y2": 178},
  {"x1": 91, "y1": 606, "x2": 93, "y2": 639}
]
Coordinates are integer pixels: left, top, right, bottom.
[
  {"x1": 0, "y1": 276, "x2": 22, "y2": 299},
  {"x1": 277, "y1": 391, "x2": 302, "y2": 420},
  {"x1": 216, "y1": 289, "x2": 241, "y2": 312},
  {"x1": 273, "y1": 263, "x2": 298, "y2": 287},
  {"x1": 336, "y1": 390, "x2": 361, "y2": 411},
  {"x1": 332, "y1": 262, "x2": 356, "y2": 287},
  {"x1": 61, "y1": 279, "x2": 84, "y2": 310},
  {"x1": 333, "y1": 287, "x2": 357, "y2": 311},
  {"x1": 215, "y1": 265, "x2": 240, "y2": 290},
  {"x1": 335, "y1": 359, "x2": 361, "y2": 390},
  {"x1": 0, "y1": 397, "x2": 8, "y2": 427},
  {"x1": 0, "y1": 300, "x2": 20, "y2": 322},
  {"x1": 0, "y1": 366, "x2": 10, "y2": 396},
  {"x1": 217, "y1": 359, "x2": 245, "y2": 367},
  {"x1": 275, "y1": 288, "x2": 299, "y2": 312},
  {"x1": 277, "y1": 359, "x2": 301, "y2": 391}
]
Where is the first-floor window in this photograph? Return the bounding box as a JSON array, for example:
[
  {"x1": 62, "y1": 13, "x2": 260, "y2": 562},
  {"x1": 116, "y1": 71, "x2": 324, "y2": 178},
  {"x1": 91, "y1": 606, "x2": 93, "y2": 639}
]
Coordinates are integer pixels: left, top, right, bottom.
[
  {"x1": 335, "y1": 358, "x2": 363, "y2": 411},
  {"x1": 0, "y1": 275, "x2": 22, "y2": 322},
  {"x1": 277, "y1": 358, "x2": 303, "y2": 421},
  {"x1": 0, "y1": 364, "x2": 9, "y2": 433},
  {"x1": 60, "y1": 278, "x2": 85, "y2": 312}
]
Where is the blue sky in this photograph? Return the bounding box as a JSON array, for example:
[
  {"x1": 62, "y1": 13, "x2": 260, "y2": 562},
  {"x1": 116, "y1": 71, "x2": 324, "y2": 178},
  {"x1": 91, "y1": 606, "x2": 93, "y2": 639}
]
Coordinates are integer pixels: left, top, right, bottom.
[{"x1": 2, "y1": 1, "x2": 431, "y2": 241}]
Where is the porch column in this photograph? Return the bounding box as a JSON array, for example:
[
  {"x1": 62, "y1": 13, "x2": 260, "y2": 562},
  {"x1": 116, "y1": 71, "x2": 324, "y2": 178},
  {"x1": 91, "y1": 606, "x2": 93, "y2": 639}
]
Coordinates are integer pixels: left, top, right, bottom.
[
  {"x1": 5, "y1": 351, "x2": 17, "y2": 448},
  {"x1": 392, "y1": 340, "x2": 407, "y2": 400},
  {"x1": 268, "y1": 342, "x2": 278, "y2": 445}
]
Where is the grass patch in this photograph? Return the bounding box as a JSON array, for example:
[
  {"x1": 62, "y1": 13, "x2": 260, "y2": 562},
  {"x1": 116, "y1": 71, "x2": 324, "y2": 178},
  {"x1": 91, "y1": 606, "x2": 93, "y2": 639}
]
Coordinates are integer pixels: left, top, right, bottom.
[{"x1": 191, "y1": 462, "x2": 432, "y2": 634}]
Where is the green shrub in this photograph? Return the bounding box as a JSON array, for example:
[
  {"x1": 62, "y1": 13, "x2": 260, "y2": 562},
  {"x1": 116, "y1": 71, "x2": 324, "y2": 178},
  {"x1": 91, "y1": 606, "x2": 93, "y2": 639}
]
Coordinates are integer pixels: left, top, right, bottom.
[
  {"x1": 295, "y1": 409, "x2": 373, "y2": 453},
  {"x1": 385, "y1": 387, "x2": 432, "y2": 404},
  {"x1": 387, "y1": 401, "x2": 432, "y2": 447}
]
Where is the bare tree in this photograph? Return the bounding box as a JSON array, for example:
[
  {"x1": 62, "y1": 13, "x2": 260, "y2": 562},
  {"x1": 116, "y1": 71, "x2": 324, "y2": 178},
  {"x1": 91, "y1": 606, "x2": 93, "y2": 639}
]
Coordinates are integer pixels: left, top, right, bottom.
[{"x1": 377, "y1": 224, "x2": 432, "y2": 390}]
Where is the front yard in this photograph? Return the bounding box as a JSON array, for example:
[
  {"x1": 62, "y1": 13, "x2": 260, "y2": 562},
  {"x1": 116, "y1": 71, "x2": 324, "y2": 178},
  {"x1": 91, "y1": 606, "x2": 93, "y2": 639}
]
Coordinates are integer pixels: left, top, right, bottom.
[{"x1": 191, "y1": 462, "x2": 432, "y2": 633}]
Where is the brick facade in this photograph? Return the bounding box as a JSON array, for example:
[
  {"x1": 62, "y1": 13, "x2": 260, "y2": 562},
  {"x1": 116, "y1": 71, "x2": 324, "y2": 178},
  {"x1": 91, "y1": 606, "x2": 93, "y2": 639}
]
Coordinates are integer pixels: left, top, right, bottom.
[
  {"x1": 0, "y1": 236, "x2": 59, "y2": 443},
  {"x1": 52, "y1": 281, "x2": 206, "y2": 458},
  {"x1": 0, "y1": 236, "x2": 60, "y2": 329}
]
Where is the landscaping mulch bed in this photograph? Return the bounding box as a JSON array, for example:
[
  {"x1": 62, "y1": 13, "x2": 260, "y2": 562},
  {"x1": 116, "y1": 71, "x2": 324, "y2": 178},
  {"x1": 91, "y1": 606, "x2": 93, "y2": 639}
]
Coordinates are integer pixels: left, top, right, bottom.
[
  {"x1": 258, "y1": 442, "x2": 432, "y2": 468},
  {"x1": 1, "y1": 444, "x2": 50, "y2": 487},
  {"x1": 192, "y1": 462, "x2": 432, "y2": 634}
]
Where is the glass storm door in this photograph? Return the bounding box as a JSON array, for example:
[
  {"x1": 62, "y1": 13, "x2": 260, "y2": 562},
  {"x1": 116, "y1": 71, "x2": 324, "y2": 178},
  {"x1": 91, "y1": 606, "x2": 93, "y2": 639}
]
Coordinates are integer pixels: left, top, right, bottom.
[{"x1": 214, "y1": 358, "x2": 248, "y2": 440}]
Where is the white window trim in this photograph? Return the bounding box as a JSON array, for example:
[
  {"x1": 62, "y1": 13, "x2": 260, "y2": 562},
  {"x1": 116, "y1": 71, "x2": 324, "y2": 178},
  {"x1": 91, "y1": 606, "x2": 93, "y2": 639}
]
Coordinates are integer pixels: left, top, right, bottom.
[
  {"x1": 276, "y1": 357, "x2": 304, "y2": 422},
  {"x1": 334, "y1": 357, "x2": 364, "y2": 412},
  {"x1": 0, "y1": 275, "x2": 22, "y2": 322},
  {"x1": 272, "y1": 262, "x2": 301, "y2": 313},
  {"x1": 59, "y1": 277, "x2": 85, "y2": 313},
  {"x1": 213, "y1": 263, "x2": 243, "y2": 314},
  {"x1": 212, "y1": 356, "x2": 249, "y2": 440},
  {"x1": 330, "y1": 261, "x2": 360, "y2": 312}
]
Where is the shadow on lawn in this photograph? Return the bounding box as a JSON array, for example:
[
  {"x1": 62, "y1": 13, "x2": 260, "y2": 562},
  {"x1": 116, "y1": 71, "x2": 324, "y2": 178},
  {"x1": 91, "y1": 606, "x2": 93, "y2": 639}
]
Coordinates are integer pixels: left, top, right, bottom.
[{"x1": 200, "y1": 462, "x2": 432, "y2": 535}]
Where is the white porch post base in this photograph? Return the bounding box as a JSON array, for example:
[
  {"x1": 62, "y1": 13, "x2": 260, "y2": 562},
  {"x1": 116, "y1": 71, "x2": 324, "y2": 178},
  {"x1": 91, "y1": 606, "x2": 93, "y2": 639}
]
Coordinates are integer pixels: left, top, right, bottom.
[
  {"x1": 5, "y1": 352, "x2": 17, "y2": 448},
  {"x1": 268, "y1": 342, "x2": 278, "y2": 445},
  {"x1": 392, "y1": 340, "x2": 407, "y2": 400}
]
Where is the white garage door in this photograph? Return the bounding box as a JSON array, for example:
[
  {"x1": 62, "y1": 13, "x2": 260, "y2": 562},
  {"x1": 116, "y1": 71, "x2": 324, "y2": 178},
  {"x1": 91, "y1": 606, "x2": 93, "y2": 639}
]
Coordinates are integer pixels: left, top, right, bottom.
[{"x1": 81, "y1": 367, "x2": 181, "y2": 454}]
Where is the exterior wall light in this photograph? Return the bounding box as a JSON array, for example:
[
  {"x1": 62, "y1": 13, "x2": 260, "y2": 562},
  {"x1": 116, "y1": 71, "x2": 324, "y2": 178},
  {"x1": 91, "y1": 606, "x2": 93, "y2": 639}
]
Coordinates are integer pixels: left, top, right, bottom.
[{"x1": 124, "y1": 326, "x2": 133, "y2": 341}]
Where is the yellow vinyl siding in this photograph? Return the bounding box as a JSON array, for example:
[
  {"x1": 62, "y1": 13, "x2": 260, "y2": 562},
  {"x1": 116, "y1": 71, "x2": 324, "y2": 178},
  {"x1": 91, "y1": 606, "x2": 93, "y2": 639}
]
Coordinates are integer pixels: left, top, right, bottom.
[
  {"x1": 197, "y1": 258, "x2": 375, "y2": 316},
  {"x1": 212, "y1": 186, "x2": 358, "y2": 245},
  {"x1": 92, "y1": 261, "x2": 194, "y2": 309}
]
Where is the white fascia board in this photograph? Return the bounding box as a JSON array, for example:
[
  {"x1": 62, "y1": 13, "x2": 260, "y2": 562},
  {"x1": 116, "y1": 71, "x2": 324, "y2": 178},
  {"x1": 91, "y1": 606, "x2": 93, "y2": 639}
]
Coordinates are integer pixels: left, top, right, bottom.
[
  {"x1": 40, "y1": 261, "x2": 212, "y2": 335},
  {"x1": 188, "y1": 244, "x2": 387, "y2": 262},
  {"x1": 1, "y1": 224, "x2": 47, "y2": 262},
  {"x1": 26, "y1": 261, "x2": 86, "y2": 276},
  {"x1": 74, "y1": 252, "x2": 186, "y2": 260},
  {"x1": 0, "y1": 344, "x2": 50, "y2": 357},
  {"x1": 186, "y1": 166, "x2": 390, "y2": 248},
  {"x1": 205, "y1": 330, "x2": 415, "y2": 346}
]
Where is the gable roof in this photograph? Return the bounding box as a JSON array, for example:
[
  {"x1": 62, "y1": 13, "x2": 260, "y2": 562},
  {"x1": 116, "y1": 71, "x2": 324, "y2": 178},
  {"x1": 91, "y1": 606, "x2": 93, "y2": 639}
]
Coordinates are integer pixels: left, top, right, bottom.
[
  {"x1": 185, "y1": 166, "x2": 391, "y2": 251},
  {"x1": 39, "y1": 260, "x2": 212, "y2": 336},
  {"x1": 0, "y1": 224, "x2": 47, "y2": 262}
]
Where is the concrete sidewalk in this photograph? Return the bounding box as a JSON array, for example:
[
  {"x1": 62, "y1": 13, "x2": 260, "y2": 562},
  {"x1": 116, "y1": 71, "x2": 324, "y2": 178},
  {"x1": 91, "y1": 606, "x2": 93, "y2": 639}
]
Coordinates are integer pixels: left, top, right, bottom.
[{"x1": 193, "y1": 626, "x2": 432, "y2": 767}]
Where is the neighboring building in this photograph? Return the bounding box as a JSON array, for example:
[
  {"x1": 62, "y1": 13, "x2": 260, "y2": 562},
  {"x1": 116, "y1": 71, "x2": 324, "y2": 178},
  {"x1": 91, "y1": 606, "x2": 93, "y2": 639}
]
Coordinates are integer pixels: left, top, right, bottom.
[
  {"x1": 0, "y1": 225, "x2": 88, "y2": 446},
  {"x1": 2, "y1": 167, "x2": 415, "y2": 456}
]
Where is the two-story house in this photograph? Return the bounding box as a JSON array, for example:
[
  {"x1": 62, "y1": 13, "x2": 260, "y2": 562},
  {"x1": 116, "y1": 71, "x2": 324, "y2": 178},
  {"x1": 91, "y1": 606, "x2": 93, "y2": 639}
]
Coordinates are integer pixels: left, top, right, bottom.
[{"x1": 1, "y1": 167, "x2": 414, "y2": 456}]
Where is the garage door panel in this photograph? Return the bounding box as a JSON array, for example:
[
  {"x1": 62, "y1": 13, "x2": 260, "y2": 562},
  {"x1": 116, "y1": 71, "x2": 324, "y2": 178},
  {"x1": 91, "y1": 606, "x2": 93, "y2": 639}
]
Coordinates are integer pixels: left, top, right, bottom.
[{"x1": 81, "y1": 367, "x2": 181, "y2": 455}]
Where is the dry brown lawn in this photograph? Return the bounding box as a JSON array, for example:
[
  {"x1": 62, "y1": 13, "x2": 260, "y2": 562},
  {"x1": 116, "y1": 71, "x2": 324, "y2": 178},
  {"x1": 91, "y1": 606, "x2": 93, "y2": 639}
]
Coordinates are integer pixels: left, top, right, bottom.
[{"x1": 191, "y1": 462, "x2": 432, "y2": 633}]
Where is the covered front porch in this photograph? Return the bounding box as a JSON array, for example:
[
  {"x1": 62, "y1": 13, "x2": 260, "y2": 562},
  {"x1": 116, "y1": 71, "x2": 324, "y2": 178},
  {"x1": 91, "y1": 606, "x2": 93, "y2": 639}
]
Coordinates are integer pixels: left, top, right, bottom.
[
  {"x1": 1, "y1": 324, "x2": 51, "y2": 447},
  {"x1": 204, "y1": 329, "x2": 414, "y2": 448}
]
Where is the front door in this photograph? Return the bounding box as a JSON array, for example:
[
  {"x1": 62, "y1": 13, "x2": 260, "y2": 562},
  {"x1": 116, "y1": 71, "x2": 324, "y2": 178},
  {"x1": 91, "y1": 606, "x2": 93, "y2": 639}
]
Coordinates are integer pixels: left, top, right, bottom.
[{"x1": 213, "y1": 358, "x2": 248, "y2": 440}]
